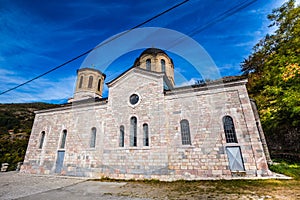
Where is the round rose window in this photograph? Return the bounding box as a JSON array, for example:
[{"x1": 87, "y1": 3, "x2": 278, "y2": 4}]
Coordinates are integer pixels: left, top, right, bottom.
[{"x1": 129, "y1": 94, "x2": 139, "y2": 105}]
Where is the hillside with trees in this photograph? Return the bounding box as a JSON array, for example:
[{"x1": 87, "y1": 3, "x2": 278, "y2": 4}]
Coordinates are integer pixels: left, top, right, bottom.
[
  {"x1": 0, "y1": 103, "x2": 60, "y2": 170},
  {"x1": 241, "y1": 0, "x2": 300, "y2": 160}
]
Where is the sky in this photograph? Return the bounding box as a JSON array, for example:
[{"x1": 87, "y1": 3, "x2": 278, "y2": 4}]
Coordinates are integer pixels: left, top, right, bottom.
[{"x1": 0, "y1": 0, "x2": 298, "y2": 104}]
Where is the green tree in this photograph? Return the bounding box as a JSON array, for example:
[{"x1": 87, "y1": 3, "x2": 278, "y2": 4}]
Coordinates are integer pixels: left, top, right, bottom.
[{"x1": 241, "y1": 0, "x2": 300, "y2": 157}]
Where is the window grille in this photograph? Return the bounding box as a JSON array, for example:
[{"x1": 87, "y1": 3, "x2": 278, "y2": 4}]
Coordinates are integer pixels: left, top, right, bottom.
[
  {"x1": 180, "y1": 119, "x2": 191, "y2": 145},
  {"x1": 223, "y1": 116, "x2": 238, "y2": 143}
]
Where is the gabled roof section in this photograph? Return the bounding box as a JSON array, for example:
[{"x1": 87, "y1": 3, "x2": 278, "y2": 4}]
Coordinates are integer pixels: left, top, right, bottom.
[
  {"x1": 35, "y1": 97, "x2": 108, "y2": 114},
  {"x1": 106, "y1": 66, "x2": 165, "y2": 88}
]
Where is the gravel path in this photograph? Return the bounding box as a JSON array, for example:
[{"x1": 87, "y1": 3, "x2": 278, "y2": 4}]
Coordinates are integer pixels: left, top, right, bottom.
[
  {"x1": 0, "y1": 172, "x2": 84, "y2": 200},
  {"x1": 0, "y1": 172, "x2": 150, "y2": 200}
]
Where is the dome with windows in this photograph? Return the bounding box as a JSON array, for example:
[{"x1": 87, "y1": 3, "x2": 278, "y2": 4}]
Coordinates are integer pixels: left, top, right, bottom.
[
  {"x1": 73, "y1": 68, "x2": 106, "y2": 101},
  {"x1": 134, "y1": 48, "x2": 175, "y2": 86}
]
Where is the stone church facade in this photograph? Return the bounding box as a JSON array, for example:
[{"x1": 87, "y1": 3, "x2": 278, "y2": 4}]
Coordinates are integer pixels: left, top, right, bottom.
[{"x1": 21, "y1": 48, "x2": 272, "y2": 180}]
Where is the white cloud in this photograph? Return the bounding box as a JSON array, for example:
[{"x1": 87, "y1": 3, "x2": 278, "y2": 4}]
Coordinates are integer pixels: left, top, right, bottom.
[
  {"x1": 0, "y1": 74, "x2": 76, "y2": 103},
  {"x1": 178, "y1": 78, "x2": 198, "y2": 87}
]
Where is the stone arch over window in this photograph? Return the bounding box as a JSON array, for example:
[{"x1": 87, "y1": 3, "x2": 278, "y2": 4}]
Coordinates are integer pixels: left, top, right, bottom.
[
  {"x1": 130, "y1": 117, "x2": 137, "y2": 147},
  {"x1": 119, "y1": 125, "x2": 125, "y2": 147},
  {"x1": 146, "y1": 59, "x2": 151, "y2": 70},
  {"x1": 79, "y1": 76, "x2": 83, "y2": 88},
  {"x1": 90, "y1": 127, "x2": 97, "y2": 148},
  {"x1": 223, "y1": 116, "x2": 238, "y2": 143},
  {"x1": 88, "y1": 76, "x2": 93, "y2": 88},
  {"x1": 97, "y1": 79, "x2": 101, "y2": 91},
  {"x1": 180, "y1": 119, "x2": 191, "y2": 145},
  {"x1": 60, "y1": 129, "x2": 67, "y2": 149},
  {"x1": 161, "y1": 59, "x2": 166, "y2": 72},
  {"x1": 143, "y1": 123, "x2": 149, "y2": 146},
  {"x1": 39, "y1": 131, "x2": 45, "y2": 149}
]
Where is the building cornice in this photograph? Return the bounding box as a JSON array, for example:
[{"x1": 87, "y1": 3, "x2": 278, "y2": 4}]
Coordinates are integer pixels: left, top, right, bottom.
[
  {"x1": 35, "y1": 98, "x2": 108, "y2": 114},
  {"x1": 165, "y1": 78, "x2": 248, "y2": 95}
]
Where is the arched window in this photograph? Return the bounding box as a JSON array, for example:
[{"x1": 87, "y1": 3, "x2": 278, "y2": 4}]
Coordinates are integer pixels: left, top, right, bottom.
[
  {"x1": 79, "y1": 76, "x2": 83, "y2": 88},
  {"x1": 60, "y1": 129, "x2": 67, "y2": 149},
  {"x1": 88, "y1": 76, "x2": 93, "y2": 88},
  {"x1": 90, "y1": 127, "x2": 96, "y2": 148},
  {"x1": 97, "y1": 79, "x2": 101, "y2": 91},
  {"x1": 119, "y1": 125, "x2": 125, "y2": 147},
  {"x1": 223, "y1": 116, "x2": 238, "y2": 143},
  {"x1": 180, "y1": 119, "x2": 191, "y2": 145},
  {"x1": 143, "y1": 123, "x2": 149, "y2": 146},
  {"x1": 146, "y1": 59, "x2": 151, "y2": 70},
  {"x1": 161, "y1": 59, "x2": 166, "y2": 72},
  {"x1": 130, "y1": 117, "x2": 137, "y2": 147},
  {"x1": 39, "y1": 131, "x2": 45, "y2": 149}
]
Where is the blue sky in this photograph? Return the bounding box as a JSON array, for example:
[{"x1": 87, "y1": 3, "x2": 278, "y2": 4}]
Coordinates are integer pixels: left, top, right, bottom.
[{"x1": 0, "y1": 0, "x2": 296, "y2": 103}]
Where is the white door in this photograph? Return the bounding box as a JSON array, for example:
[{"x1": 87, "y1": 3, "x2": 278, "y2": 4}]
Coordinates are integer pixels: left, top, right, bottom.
[{"x1": 226, "y1": 146, "x2": 245, "y2": 171}]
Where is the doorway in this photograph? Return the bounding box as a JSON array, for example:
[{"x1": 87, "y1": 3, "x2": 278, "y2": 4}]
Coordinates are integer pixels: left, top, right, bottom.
[
  {"x1": 226, "y1": 146, "x2": 245, "y2": 171},
  {"x1": 55, "y1": 150, "x2": 65, "y2": 173}
]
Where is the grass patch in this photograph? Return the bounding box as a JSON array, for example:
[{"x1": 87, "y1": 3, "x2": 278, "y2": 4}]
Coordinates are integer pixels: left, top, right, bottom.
[
  {"x1": 88, "y1": 170, "x2": 300, "y2": 199},
  {"x1": 269, "y1": 160, "x2": 300, "y2": 180}
]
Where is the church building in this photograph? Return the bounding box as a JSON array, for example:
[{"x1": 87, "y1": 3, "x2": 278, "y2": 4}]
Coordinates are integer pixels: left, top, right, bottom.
[{"x1": 21, "y1": 48, "x2": 272, "y2": 180}]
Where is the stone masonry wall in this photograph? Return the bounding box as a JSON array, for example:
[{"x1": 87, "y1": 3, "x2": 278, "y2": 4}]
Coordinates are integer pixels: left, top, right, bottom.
[
  {"x1": 21, "y1": 69, "x2": 270, "y2": 180},
  {"x1": 164, "y1": 84, "x2": 270, "y2": 179},
  {"x1": 21, "y1": 103, "x2": 108, "y2": 177}
]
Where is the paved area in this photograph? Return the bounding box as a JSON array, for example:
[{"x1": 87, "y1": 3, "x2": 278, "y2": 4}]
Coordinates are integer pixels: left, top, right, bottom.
[
  {"x1": 0, "y1": 172, "x2": 149, "y2": 200},
  {"x1": 1, "y1": 171, "x2": 293, "y2": 200}
]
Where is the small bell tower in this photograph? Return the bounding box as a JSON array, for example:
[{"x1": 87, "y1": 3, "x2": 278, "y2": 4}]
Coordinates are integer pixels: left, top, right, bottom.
[{"x1": 73, "y1": 68, "x2": 106, "y2": 101}]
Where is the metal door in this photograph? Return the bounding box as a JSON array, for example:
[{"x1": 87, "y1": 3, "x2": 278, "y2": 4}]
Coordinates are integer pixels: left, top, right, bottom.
[
  {"x1": 55, "y1": 150, "x2": 65, "y2": 173},
  {"x1": 226, "y1": 146, "x2": 245, "y2": 171}
]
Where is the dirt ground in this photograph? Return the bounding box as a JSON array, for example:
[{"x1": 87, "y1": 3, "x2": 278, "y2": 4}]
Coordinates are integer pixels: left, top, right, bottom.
[
  {"x1": 1, "y1": 172, "x2": 299, "y2": 200},
  {"x1": 114, "y1": 178, "x2": 300, "y2": 199}
]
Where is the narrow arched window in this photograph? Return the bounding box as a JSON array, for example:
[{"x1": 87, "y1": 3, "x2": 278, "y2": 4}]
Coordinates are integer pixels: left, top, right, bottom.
[
  {"x1": 90, "y1": 127, "x2": 96, "y2": 148},
  {"x1": 223, "y1": 116, "x2": 238, "y2": 143},
  {"x1": 60, "y1": 129, "x2": 67, "y2": 149},
  {"x1": 79, "y1": 76, "x2": 83, "y2": 88},
  {"x1": 146, "y1": 59, "x2": 151, "y2": 70},
  {"x1": 180, "y1": 119, "x2": 191, "y2": 145},
  {"x1": 39, "y1": 131, "x2": 45, "y2": 149},
  {"x1": 143, "y1": 123, "x2": 149, "y2": 146},
  {"x1": 119, "y1": 125, "x2": 125, "y2": 147},
  {"x1": 161, "y1": 59, "x2": 166, "y2": 72},
  {"x1": 97, "y1": 79, "x2": 101, "y2": 91},
  {"x1": 130, "y1": 117, "x2": 137, "y2": 147},
  {"x1": 88, "y1": 76, "x2": 93, "y2": 88}
]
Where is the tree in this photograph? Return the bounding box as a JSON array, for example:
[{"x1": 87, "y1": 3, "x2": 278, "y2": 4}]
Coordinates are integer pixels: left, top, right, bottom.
[{"x1": 241, "y1": 0, "x2": 300, "y2": 153}]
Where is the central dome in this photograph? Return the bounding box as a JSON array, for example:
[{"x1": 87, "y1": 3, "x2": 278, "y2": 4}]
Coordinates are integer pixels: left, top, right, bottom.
[
  {"x1": 140, "y1": 48, "x2": 166, "y2": 56},
  {"x1": 133, "y1": 48, "x2": 175, "y2": 86}
]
